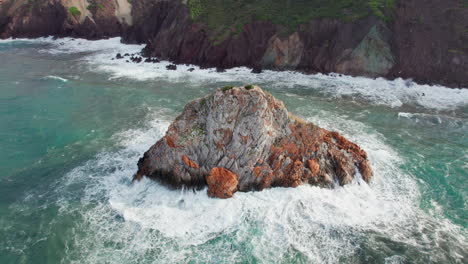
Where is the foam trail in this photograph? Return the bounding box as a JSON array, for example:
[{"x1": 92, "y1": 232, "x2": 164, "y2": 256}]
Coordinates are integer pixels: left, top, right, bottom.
[
  {"x1": 41, "y1": 75, "x2": 68, "y2": 82},
  {"x1": 54, "y1": 108, "x2": 466, "y2": 264},
  {"x1": 0, "y1": 37, "x2": 45, "y2": 43}
]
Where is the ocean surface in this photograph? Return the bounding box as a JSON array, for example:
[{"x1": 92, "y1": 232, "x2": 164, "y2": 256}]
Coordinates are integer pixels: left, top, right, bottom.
[{"x1": 0, "y1": 37, "x2": 467, "y2": 264}]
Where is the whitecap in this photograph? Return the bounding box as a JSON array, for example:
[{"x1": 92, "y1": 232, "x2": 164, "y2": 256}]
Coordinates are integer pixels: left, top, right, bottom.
[{"x1": 41, "y1": 75, "x2": 68, "y2": 82}]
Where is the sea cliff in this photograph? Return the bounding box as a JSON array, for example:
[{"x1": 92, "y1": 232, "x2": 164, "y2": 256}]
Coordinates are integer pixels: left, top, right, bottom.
[{"x1": 1, "y1": 0, "x2": 466, "y2": 87}]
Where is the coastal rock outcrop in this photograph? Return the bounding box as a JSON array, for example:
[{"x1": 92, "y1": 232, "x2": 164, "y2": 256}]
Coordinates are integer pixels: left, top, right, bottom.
[
  {"x1": 0, "y1": 0, "x2": 129, "y2": 39},
  {"x1": 1, "y1": 0, "x2": 466, "y2": 87},
  {"x1": 123, "y1": 0, "x2": 467, "y2": 88},
  {"x1": 134, "y1": 86, "x2": 373, "y2": 198}
]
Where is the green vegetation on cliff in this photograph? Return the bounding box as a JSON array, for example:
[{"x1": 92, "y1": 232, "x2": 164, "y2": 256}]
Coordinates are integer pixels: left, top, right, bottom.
[
  {"x1": 68, "y1": 7, "x2": 81, "y2": 17},
  {"x1": 187, "y1": 0, "x2": 395, "y2": 36},
  {"x1": 86, "y1": 0, "x2": 105, "y2": 12}
]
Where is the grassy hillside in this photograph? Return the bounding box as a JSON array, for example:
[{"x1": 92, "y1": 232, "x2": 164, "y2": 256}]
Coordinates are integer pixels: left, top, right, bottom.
[{"x1": 188, "y1": 0, "x2": 395, "y2": 38}]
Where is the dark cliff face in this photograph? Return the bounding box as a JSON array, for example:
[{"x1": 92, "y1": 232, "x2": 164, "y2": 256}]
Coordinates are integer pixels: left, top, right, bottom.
[
  {"x1": 0, "y1": 0, "x2": 466, "y2": 87},
  {"x1": 0, "y1": 0, "x2": 68, "y2": 38},
  {"x1": 122, "y1": 0, "x2": 467, "y2": 88},
  {"x1": 0, "y1": 0, "x2": 123, "y2": 39},
  {"x1": 389, "y1": 0, "x2": 468, "y2": 88},
  {"x1": 123, "y1": 1, "x2": 278, "y2": 69}
]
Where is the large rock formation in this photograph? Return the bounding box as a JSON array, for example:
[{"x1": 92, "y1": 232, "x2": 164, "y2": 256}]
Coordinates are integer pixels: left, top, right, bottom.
[{"x1": 134, "y1": 86, "x2": 373, "y2": 198}]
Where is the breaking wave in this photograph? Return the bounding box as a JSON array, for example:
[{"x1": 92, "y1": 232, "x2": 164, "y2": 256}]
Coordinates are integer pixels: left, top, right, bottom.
[
  {"x1": 41, "y1": 75, "x2": 68, "y2": 82},
  {"x1": 2, "y1": 37, "x2": 467, "y2": 111}
]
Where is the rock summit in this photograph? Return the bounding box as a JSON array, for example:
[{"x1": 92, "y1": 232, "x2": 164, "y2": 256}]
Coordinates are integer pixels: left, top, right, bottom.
[{"x1": 134, "y1": 85, "x2": 372, "y2": 198}]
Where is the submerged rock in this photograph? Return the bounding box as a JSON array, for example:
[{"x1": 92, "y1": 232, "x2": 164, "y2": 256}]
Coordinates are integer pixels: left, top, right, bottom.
[
  {"x1": 166, "y1": 64, "x2": 177, "y2": 70},
  {"x1": 144, "y1": 57, "x2": 160, "y2": 63},
  {"x1": 130, "y1": 56, "x2": 142, "y2": 63},
  {"x1": 134, "y1": 85, "x2": 372, "y2": 198},
  {"x1": 251, "y1": 66, "x2": 263, "y2": 74}
]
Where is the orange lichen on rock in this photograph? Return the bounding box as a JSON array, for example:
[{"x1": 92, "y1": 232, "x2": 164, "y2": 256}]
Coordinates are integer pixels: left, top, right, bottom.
[
  {"x1": 283, "y1": 142, "x2": 299, "y2": 156},
  {"x1": 182, "y1": 155, "x2": 199, "y2": 169},
  {"x1": 283, "y1": 160, "x2": 304, "y2": 187},
  {"x1": 214, "y1": 128, "x2": 233, "y2": 149},
  {"x1": 206, "y1": 168, "x2": 239, "y2": 198},
  {"x1": 324, "y1": 131, "x2": 368, "y2": 160},
  {"x1": 307, "y1": 159, "x2": 320, "y2": 176},
  {"x1": 323, "y1": 131, "x2": 372, "y2": 180},
  {"x1": 359, "y1": 160, "x2": 373, "y2": 182},
  {"x1": 166, "y1": 136, "x2": 178, "y2": 148},
  {"x1": 264, "y1": 120, "x2": 372, "y2": 187},
  {"x1": 253, "y1": 167, "x2": 263, "y2": 177}
]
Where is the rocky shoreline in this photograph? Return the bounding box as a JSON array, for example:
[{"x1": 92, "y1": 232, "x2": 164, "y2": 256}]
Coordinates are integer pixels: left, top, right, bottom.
[
  {"x1": 134, "y1": 85, "x2": 372, "y2": 198},
  {"x1": 1, "y1": 0, "x2": 466, "y2": 88}
]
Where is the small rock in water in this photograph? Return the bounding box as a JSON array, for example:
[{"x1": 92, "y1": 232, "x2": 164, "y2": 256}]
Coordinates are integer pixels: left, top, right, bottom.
[
  {"x1": 216, "y1": 67, "x2": 226, "y2": 73},
  {"x1": 251, "y1": 66, "x2": 262, "y2": 74},
  {"x1": 116, "y1": 53, "x2": 123, "y2": 59},
  {"x1": 166, "y1": 64, "x2": 177, "y2": 70},
  {"x1": 130, "y1": 56, "x2": 143, "y2": 63},
  {"x1": 134, "y1": 86, "x2": 373, "y2": 198},
  {"x1": 124, "y1": 53, "x2": 130, "y2": 57},
  {"x1": 143, "y1": 57, "x2": 160, "y2": 63},
  {"x1": 187, "y1": 67, "x2": 195, "y2": 72}
]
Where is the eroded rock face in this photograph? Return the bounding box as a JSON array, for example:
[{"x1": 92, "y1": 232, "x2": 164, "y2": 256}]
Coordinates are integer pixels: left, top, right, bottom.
[
  {"x1": 1, "y1": 0, "x2": 466, "y2": 87},
  {"x1": 134, "y1": 86, "x2": 373, "y2": 198},
  {"x1": 123, "y1": 0, "x2": 467, "y2": 88},
  {"x1": 0, "y1": 0, "x2": 126, "y2": 39}
]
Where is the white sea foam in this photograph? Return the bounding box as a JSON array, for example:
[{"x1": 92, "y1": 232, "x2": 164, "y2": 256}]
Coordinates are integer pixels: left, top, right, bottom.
[
  {"x1": 4, "y1": 37, "x2": 466, "y2": 111},
  {"x1": 0, "y1": 37, "x2": 42, "y2": 44},
  {"x1": 90, "y1": 54, "x2": 468, "y2": 111},
  {"x1": 41, "y1": 75, "x2": 68, "y2": 82},
  {"x1": 54, "y1": 107, "x2": 466, "y2": 264}
]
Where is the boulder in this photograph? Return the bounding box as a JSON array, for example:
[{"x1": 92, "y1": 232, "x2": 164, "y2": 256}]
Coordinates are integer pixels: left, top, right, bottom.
[
  {"x1": 134, "y1": 85, "x2": 373, "y2": 198},
  {"x1": 206, "y1": 168, "x2": 238, "y2": 199}
]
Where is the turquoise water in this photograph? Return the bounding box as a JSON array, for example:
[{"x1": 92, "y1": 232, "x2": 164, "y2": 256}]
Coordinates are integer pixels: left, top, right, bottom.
[{"x1": 0, "y1": 38, "x2": 467, "y2": 264}]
